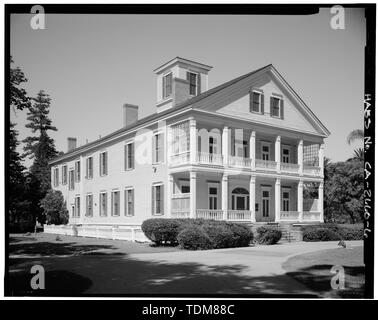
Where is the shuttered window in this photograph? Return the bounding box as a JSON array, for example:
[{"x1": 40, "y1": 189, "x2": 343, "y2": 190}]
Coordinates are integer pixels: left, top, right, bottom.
[
  {"x1": 75, "y1": 196, "x2": 80, "y2": 217},
  {"x1": 100, "y1": 152, "x2": 108, "y2": 176},
  {"x1": 69, "y1": 169, "x2": 75, "y2": 190},
  {"x1": 162, "y1": 73, "x2": 172, "y2": 99},
  {"x1": 86, "y1": 194, "x2": 93, "y2": 217},
  {"x1": 62, "y1": 165, "x2": 67, "y2": 185},
  {"x1": 153, "y1": 133, "x2": 164, "y2": 163},
  {"x1": 125, "y1": 188, "x2": 134, "y2": 216},
  {"x1": 152, "y1": 184, "x2": 164, "y2": 215},
  {"x1": 86, "y1": 157, "x2": 93, "y2": 179},
  {"x1": 125, "y1": 143, "x2": 134, "y2": 170},
  {"x1": 53, "y1": 167, "x2": 59, "y2": 187},
  {"x1": 100, "y1": 192, "x2": 107, "y2": 216},
  {"x1": 250, "y1": 91, "x2": 264, "y2": 113},
  {"x1": 75, "y1": 160, "x2": 81, "y2": 182},
  {"x1": 270, "y1": 96, "x2": 284, "y2": 118},
  {"x1": 111, "y1": 191, "x2": 120, "y2": 216},
  {"x1": 187, "y1": 72, "x2": 198, "y2": 95}
]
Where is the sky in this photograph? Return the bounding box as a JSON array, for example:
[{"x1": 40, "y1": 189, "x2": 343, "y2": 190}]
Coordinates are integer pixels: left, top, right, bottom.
[{"x1": 10, "y1": 8, "x2": 366, "y2": 166}]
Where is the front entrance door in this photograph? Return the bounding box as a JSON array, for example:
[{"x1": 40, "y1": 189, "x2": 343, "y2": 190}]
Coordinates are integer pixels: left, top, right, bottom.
[
  {"x1": 231, "y1": 187, "x2": 250, "y2": 210},
  {"x1": 261, "y1": 187, "x2": 271, "y2": 221}
]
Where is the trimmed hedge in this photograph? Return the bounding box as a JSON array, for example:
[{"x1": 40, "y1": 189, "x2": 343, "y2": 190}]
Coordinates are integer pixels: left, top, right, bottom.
[
  {"x1": 142, "y1": 218, "x2": 254, "y2": 250},
  {"x1": 256, "y1": 226, "x2": 282, "y2": 245},
  {"x1": 302, "y1": 224, "x2": 363, "y2": 242},
  {"x1": 177, "y1": 226, "x2": 213, "y2": 250}
]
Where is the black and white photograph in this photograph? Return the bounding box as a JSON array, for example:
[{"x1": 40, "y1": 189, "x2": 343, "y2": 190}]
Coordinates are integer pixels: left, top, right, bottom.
[{"x1": 3, "y1": 2, "x2": 375, "y2": 305}]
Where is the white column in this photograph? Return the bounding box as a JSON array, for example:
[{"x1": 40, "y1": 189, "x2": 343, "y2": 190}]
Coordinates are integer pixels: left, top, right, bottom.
[
  {"x1": 222, "y1": 126, "x2": 229, "y2": 166},
  {"x1": 250, "y1": 131, "x2": 256, "y2": 170},
  {"x1": 275, "y1": 135, "x2": 281, "y2": 173},
  {"x1": 222, "y1": 173, "x2": 228, "y2": 220},
  {"x1": 167, "y1": 174, "x2": 173, "y2": 218},
  {"x1": 318, "y1": 181, "x2": 324, "y2": 222},
  {"x1": 190, "y1": 119, "x2": 197, "y2": 164},
  {"x1": 319, "y1": 143, "x2": 325, "y2": 177},
  {"x1": 167, "y1": 125, "x2": 172, "y2": 166},
  {"x1": 298, "y1": 180, "x2": 304, "y2": 222},
  {"x1": 190, "y1": 171, "x2": 197, "y2": 219},
  {"x1": 250, "y1": 176, "x2": 256, "y2": 222},
  {"x1": 275, "y1": 178, "x2": 281, "y2": 222},
  {"x1": 298, "y1": 139, "x2": 304, "y2": 176}
]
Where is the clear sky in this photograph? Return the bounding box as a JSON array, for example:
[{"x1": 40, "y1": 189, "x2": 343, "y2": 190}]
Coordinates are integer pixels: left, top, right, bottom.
[{"x1": 10, "y1": 8, "x2": 365, "y2": 166}]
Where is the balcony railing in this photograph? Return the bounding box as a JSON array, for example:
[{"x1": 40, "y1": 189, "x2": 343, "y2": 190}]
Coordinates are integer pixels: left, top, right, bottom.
[
  {"x1": 196, "y1": 209, "x2": 224, "y2": 220},
  {"x1": 303, "y1": 165, "x2": 321, "y2": 176},
  {"x1": 280, "y1": 211, "x2": 300, "y2": 220},
  {"x1": 256, "y1": 159, "x2": 277, "y2": 170},
  {"x1": 227, "y1": 210, "x2": 251, "y2": 221},
  {"x1": 303, "y1": 211, "x2": 321, "y2": 221},
  {"x1": 197, "y1": 152, "x2": 223, "y2": 165},
  {"x1": 228, "y1": 156, "x2": 252, "y2": 168},
  {"x1": 170, "y1": 152, "x2": 190, "y2": 166},
  {"x1": 280, "y1": 162, "x2": 300, "y2": 173}
]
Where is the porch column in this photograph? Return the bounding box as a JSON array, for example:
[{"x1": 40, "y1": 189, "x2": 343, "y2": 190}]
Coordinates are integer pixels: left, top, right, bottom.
[
  {"x1": 190, "y1": 119, "x2": 197, "y2": 164},
  {"x1": 318, "y1": 181, "x2": 324, "y2": 222},
  {"x1": 190, "y1": 171, "x2": 197, "y2": 218},
  {"x1": 275, "y1": 178, "x2": 281, "y2": 222},
  {"x1": 319, "y1": 143, "x2": 325, "y2": 177},
  {"x1": 222, "y1": 126, "x2": 229, "y2": 166},
  {"x1": 222, "y1": 173, "x2": 228, "y2": 220},
  {"x1": 298, "y1": 180, "x2": 304, "y2": 222},
  {"x1": 167, "y1": 125, "x2": 173, "y2": 166},
  {"x1": 298, "y1": 139, "x2": 304, "y2": 176},
  {"x1": 167, "y1": 174, "x2": 173, "y2": 218},
  {"x1": 275, "y1": 135, "x2": 281, "y2": 173},
  {"x1": 250, "y1": 176, "x2": 256, "y2": 222},
  {"x1": 250, "y1": 131, "x2": 256, "y2": 171}
]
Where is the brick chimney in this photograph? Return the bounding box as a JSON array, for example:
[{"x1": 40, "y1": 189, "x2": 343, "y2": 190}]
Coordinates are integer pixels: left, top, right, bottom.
[
  {"x1": 123, "y1": 104, "x2": 139, "y2": 128},
  {"x1": 67, "y1": 137, "x2": 77, "y2": 152}
]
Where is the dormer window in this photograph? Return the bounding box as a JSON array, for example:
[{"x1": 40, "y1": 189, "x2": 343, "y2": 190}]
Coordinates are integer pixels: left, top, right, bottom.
[
  {"x1": 162, "y1": 73, "x2": 172, "y2": 99},
  {"x1": 270, "y1": 96, "x2": 284, "y2": 118},
  {"x1": 187, "y1": 72, "x2": 198, "y2": 96}
]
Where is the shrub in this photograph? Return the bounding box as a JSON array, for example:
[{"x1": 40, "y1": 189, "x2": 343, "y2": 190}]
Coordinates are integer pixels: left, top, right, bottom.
[
  {"x1": 203, "y1": 223, "x2": 235, "y2": 249},
  {"x1": 303, "y1": 227, "x2": 341, "y2": 242},
  {"x1": 302, "y1": 223, "x2": 363, "y2": 241},
  {"x1": 177, "y1": 226, "x2": 213, "y2": 250},
  {"x1": 141, "y1": 218, "x2": 181, "y2": 245},
  {"x1": 226, "y1": 223, "x2": 254, "y2": 247},
  {"x1": 256, "y1": 226, "x2": 282, "y2": 245},
  {"x1": 39, "y1": 190, "x2": 69, "y2": 225}
]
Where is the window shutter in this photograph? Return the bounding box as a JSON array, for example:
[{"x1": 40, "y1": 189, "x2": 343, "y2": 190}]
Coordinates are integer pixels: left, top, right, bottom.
[
  {"x1": 104, "y1": 153, "x2": 108, "y2": 175},
  {"x1": 131, "y1": 144, "x2": 134, "y2": 168},
  {"x1": 160, "y1": 134, "x2": 164, "y2": 162},
  {"x1": 100, "y1": 154, "x2": 102, "y2": 175},
  {"x1": 261, "y1": 94, "x2": 264, "y2": 114},
  {"x1": 197, "y1": 74, "x2": 201, "y2": 95},
  {"x1": 280, "y1": 99, "x2": 284, "y2": 119},
  {"x1": 152, "y1": 135, "x2": 156, "y2": 163},
  {"x1": 124, "y1": 145, "x2": 127, "y2": 170},
  {"x1": 186, "y1": 71, "x2": 190, "y2": 81},
  {"x1": 131, "y1": 190, "x2": 134, "y2": 216},
  {"x1": 151, "y1": 186, "x2": 155, "y2": 214},
  {"x1": 249, "y1": 92, "x2": 253, "y2": 112},
  {"x1": 270, "y1": 96, "x2": 273, "y2": 115},
  {"x1": 160, "y1": 185, "x2": 164, "y2": 215}
]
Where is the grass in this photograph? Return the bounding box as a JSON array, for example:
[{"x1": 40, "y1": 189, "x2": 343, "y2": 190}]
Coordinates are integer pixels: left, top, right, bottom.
[{"x1": 282, "y1": 246, "x2": 365, "y2": 298}]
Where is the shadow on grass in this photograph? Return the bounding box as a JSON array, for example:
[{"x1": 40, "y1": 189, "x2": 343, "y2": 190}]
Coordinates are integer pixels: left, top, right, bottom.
[
  {"x1": 285, "y1": 265, "x2": 365, "y2": 298},
  {"x1": 7, "y1": 253, "x2": 321, "y2": 297}
]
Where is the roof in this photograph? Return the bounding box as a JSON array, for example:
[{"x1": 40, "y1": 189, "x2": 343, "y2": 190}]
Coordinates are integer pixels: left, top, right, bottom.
[
  {"x1": 49, "y1": 63, "x2": 329, "y2": 165},
  {"x1": 153, "y1": 56, "x2": 213, "y2": 74}
]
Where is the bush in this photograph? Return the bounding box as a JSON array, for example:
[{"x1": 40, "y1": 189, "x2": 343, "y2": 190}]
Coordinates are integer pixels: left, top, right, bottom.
[
  {"x1": 177, "y1": 225, "x2": 213, "y2": 250},
  {"x1": 39, "y1": 190, "x2": 69, "y2": 225},
  {"x1": 302, "y1": 223, "x2": 363, "y2": 241},
  {"x1": 141, "y1": 218, "x2": 182, "y2": 245},
  {"x1": 256, "y1": 226, "x2": 282, "y2": 245},
  {"x1": 141, "y1": 218, "x2": 253, "y2": 249}
]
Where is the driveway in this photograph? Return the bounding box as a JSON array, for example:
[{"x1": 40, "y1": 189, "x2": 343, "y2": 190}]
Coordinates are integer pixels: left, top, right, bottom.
[{"x1": 8, "y1": 234, "x2": 363, "y2": 297}]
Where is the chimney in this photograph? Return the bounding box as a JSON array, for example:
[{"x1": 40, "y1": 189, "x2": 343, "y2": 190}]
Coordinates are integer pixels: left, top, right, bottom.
[
  {"x1": 172, "y1": 78, "x2": 190, "y2": 106},
  {"x1": 123, "y1": 104, "x2": 139, "y2": 128},
  {"x1": 67, "y1": 137, "x2": 77, "y2": 152}
]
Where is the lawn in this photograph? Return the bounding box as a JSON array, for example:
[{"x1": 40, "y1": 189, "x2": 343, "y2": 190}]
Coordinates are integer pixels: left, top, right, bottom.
[{"x1": 282, "y1": 246, "x2": 365, "y2": 298}]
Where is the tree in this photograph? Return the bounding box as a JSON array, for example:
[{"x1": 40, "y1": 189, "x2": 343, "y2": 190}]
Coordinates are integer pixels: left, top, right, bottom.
[
  {"x1": 40, "y1": 190, "x2": 69, "y2": 225},
  {"x1": 10, "y1": 57, "x2": 31, "y2": 112},
  {"x1": 324, "y1": 159, "x2": 363, "y2": 223},
  {"x1": 9, "y1": 122, "x2": 31, "y2": 224},
  {"x1": 347, "y1": 129, "x2": 364, "y2": 160},
  {"x1": 23, "y1": 90, "x2": 58, "y2": 222}
]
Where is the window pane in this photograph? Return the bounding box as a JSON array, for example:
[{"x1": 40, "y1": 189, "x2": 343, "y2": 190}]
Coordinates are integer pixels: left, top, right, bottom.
[
  {"x1": 252, "y1": 92, "x2": 260, "y2": 112},
  {"x1": 272, "y1": 98, "x2": 280, "y2": 117}
]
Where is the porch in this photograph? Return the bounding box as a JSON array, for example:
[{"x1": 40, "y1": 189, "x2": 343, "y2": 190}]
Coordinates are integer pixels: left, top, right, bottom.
[{"x1": 168, "y1": 171, "x2": 323, "y2": 223}]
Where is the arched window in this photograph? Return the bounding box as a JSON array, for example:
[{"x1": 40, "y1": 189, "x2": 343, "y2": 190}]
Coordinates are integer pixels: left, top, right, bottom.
[{"x1": 231, "y1": 187, "x2": 250, "y2": 210}]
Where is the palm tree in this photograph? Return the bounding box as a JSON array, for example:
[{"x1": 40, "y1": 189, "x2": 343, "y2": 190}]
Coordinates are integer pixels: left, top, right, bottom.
[
  {"x1": 347, "y1": 129, "x2": 364, "y2": 160},
  {"x1": 347, "y1": 129, "x2": 363, "y2": 145}
]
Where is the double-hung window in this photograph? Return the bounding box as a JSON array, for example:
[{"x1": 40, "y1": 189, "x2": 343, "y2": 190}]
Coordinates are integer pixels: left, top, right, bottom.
[
  {"x1": 86, "y1": 194, "x2": 93, "y2": 217},
  {"x1": 111, "y1": 190, "x2": 120, "y2": 216},
  {"x1": 100, "y1": 192, "x2": 107, "y2": 216},
  {"x1": 152, "y1": 184, "x2": 164, "y2": 215},
  {"x1": 75, "y1": 160, "x2": 80, "y2": 182},
  {"x1": 250, "y1": 90, "x2": 263, "y2": 113},
  {"x1": 62, "y1": 165, "x2": 67, "y2": 185},
  {"x1": 187, "y1": 72, "x2": 198, "y2": 95},
  {"x1": 153, "y1": 132, "x2": 164, "y2": 163},
  {"x1": 100, "y1": 151, "x2": 108, "y2": 176},
  {"x1": 53, "y1": 167, "x2": 59, "y2": 187},
  {"x1": 282, "y1": 147, "x2": 290, "y2": 163},
  {"x1": 270, "y1": 96, "x2": 284, "y2": 118},
  {"x1": 69, "y1": 169, "x2": 75, "y2": 190},
  {"x1": 125, "y1": 142, "x2": 134, "y2": 170},
  {"x1": 125, "y1": 188, "x2": 134, "y2": 216},
  {"x1": 162, "y1": 73, "x2": 172, "y2": 99},
  {"x1": 86, "y1": 157, "x2": 93, "y2": 179},
  {"x1": 74, "y1": 196, "x2": 80, "y2": 217},
  {"x1": 261, "y1": 143, "x2": 270, "y2": 161}
]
